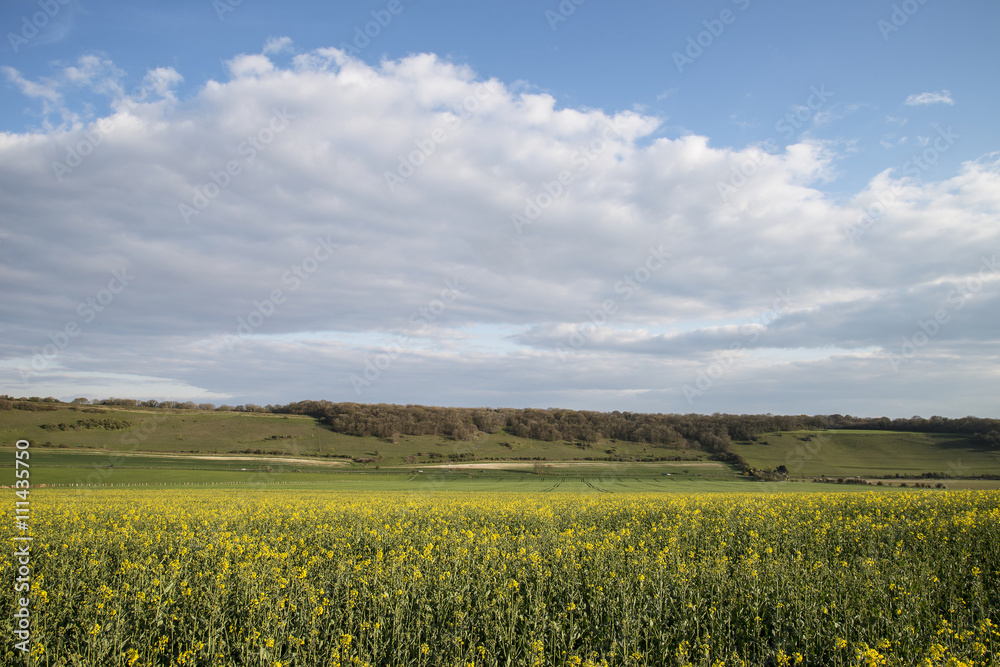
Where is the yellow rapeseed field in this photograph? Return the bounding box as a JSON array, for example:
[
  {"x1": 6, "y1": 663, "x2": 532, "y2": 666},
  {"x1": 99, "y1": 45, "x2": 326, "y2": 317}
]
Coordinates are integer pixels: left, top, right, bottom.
[{"x1": 2, "y1": 489, "x2": 999, "y2": 666}]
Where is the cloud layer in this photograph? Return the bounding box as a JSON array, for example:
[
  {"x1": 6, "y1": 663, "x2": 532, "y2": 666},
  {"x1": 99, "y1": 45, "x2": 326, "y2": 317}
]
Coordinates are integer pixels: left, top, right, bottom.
[{"x1": 1, "y1": 45, "x2": 998, "y2": 416}]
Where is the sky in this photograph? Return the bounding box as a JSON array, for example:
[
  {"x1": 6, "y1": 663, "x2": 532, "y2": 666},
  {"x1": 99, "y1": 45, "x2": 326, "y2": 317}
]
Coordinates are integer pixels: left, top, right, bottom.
[{"x1": 1, "y1": 0, "x2": 998, "y2": 418}]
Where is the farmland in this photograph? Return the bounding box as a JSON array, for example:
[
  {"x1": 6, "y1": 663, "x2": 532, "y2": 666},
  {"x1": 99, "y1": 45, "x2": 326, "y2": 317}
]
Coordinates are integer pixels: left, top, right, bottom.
[
  {"x1": 4, "y1": 401, "x2": 1000, "y2": 664},
  {"x1": 3, "y1": 403, "x2": 1000, "y2": 491},
  {"x1": 3, "y1": 488, "x2": 999, "y2": 666},
  {"x1": 736, "y1": 430, "x2": 1000, "y2": 479},
  {"x1": 0, "y1": 404, "x2": 709, "y2": 465}
]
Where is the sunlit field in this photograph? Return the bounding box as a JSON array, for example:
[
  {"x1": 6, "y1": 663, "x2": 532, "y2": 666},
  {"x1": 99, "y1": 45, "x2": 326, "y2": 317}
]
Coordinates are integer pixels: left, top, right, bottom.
[{"x1": 4, "y1": 489, "x2": 999, "y2": 666}]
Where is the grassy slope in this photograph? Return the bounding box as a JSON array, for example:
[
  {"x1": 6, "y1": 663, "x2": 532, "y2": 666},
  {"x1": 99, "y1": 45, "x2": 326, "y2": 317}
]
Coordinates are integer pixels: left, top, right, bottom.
[
  {"x1": 735, "y1": 429, "x2": 1000, "y2": 477},
  {"x1": 0, "y1": 408, "x2": 708, "y2": 466},
  {"x1": 1, "y1": 407, "x2": 348, "y2": 455},
  {"x1": 1, "y1": 406, "x2": 724, "y2": 488},
  {"x1": 0, "y1": 406, "x2": 703, "y2": 464}
]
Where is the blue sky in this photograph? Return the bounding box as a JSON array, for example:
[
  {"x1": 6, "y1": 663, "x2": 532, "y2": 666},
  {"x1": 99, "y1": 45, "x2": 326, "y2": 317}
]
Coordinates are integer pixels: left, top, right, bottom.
[
  {"x1": 4, "y1": 0, "x2": 996, "y2": 185},
  {"x1": 1, "y1": 0, "x2": 998, "y2": 416}
]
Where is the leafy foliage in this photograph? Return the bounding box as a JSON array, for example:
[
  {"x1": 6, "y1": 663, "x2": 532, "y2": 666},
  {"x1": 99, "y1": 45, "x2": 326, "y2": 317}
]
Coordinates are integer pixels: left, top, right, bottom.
[{"x1": 38, "y1": 418, "x2": 133, "y2": 432}]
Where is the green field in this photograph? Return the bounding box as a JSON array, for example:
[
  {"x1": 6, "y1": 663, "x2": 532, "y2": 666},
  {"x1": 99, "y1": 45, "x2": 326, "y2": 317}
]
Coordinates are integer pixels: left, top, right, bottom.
[
  {"x1": 0, "y1": 443, "x2": 921, "y2": 493},
  {"x1": 13, "y1": 466, "x2": 1000, "y2": 493},
  {"x1": 736, "y1": 429, "x2": 1000, "y2": 478},
  {"x1": 25, "y1": 472, "x2": 901, "y2": 494},
  {"x1": 0, "y1": 447, "x2": 746, "y2": 492},
  {"x1": 0, "y1": 405, "x2": 703, "y2": 464}
]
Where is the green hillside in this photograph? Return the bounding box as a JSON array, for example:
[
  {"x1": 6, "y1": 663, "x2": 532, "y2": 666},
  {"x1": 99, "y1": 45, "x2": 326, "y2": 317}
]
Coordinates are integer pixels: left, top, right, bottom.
[
  {"x1": 0, "y1": 404, "x2": 705, "y2": 465},
  {"x1": 3, "y1": 404, "x2": 1000, "y2": 491},
  {"x1": 736, "y1": 429, "x2": 1000, "y2": 477}
]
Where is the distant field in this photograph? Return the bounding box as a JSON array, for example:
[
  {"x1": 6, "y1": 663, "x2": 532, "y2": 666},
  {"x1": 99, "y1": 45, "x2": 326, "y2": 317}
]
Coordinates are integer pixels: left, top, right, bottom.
[
  {"x1": 434, "y1": 460, "x2": 725, "y2": 470},
  {"x1": 0, "y1": 407, "x2": 359, "y2": 455},
  {"x1": 0, "y1": 443, "x2": 916, "y2": 493},
  {"x1": 18, "y1": 472, "x2": 912, "y2": 494},
  {"x1": 1, "y1": 446, "x2": 740, "y2": 490},
  {"x1": 427, "y1": 460, "x2": 733, "y2": 477},
  {"x1": 0, "y1": 448, "x2": 348, "y2": 470},
  {"x1": 5, "y1": 409, "x2": 1000, "y2": 488},
  {"x1": 736, "y1": 429, "x2": 1000, "y2": 477},
  {"x1": 0, "y1": 406, "x2": 703, "y2": 464}
]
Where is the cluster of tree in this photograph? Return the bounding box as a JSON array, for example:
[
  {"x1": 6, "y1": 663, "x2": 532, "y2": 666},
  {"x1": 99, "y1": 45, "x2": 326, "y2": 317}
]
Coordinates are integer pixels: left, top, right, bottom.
[
  {"x1": 2, "y1": 396, "x2": 280, "y2": 412},
  {"x1": 0, "y1": 396, "x2": 60, "y2": 411},
  {"x1": 274, "y1": 401, "x2": 737, "y2": 449},
  {"x1": 38, "y1": 418, "x2": 132, "y2": 432},
  {"x1": 74, "y1": 397, "x2": 261, "y2": 411},
  {"x1": 268, "y1": 403, "x2": 1000, "y2": 465}
]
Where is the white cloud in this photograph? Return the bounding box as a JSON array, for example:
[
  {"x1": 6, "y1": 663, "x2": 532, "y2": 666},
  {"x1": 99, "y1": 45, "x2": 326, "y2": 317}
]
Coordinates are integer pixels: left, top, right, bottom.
[
  {"x1": 812, "y1": 109, "x2": 840, "y2": 127},
  {"x1": 879, "y1": 133, "x2": 908, "y2": 149},
  {"x1": 61, "y1": 54, "x2": 125, "y2": 96},
  {"x1": 2, "y1": 56, "x2": 182, "y2": 130},
  {"x1": 0, "y1": 49, "x2": 997, "y2": 415},
  {"x1": 905, "y1": 90, "x2": 955, "y2": 106},
  {"x1": 263, "y1": 36, "x2": 294, "y2": 55},
  {"x1": 2, "y1": 66, "x2": 62, "y2": 103},
  {"x1": 226, "y1": 54, "x2": 276, "y2": 78},
  {"x1": 142, "y1": 67, "x2": 184, "y2": 98},
  {"x1": 2, "y1": 370, "x2": 232, "y2": 403}
]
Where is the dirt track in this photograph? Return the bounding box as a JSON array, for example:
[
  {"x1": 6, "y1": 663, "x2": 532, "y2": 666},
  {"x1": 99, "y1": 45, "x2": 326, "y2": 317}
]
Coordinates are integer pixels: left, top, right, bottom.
[
  {"x1": 418, "y1": 461, "x2": 725, "y2": 471},
  {"x1": 98, "y1": 451, "x2": 349, "y2": 467}
]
